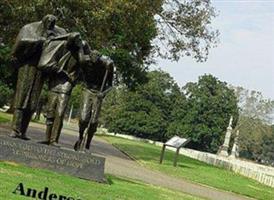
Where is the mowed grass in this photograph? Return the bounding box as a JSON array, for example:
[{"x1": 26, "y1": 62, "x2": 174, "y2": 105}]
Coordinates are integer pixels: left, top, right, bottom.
[
  {"x1": 0, "y1": 112, "x2": 12, "y2": 123},
  {"x1": 0, "y1": 162, "x2": 203, "y2": 200},
  {"x1": 0, "y1": 111, "x2": 46, "y2": 124},
  {"x1": 101, "y1": 135, "x2": 274, "y2": 200}
]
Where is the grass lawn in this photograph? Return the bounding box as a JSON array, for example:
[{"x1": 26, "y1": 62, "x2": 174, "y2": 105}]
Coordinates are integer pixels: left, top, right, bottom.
[
  {"x1": 101, "y1": 135, "x2": 274, "y2": 200},
  {"x1": 0, "y1": 111, "x2": 47, "y2": 124},
  {"x1": 0, "y1": 162, "x2": 203, "y2": 200},
  {"x1": 0, "y1": 112, "x2": 12, "y2": 123}
]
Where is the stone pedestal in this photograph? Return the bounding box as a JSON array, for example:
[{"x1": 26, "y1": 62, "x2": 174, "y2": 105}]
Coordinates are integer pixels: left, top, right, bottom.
[
  {"x1": 218, "y1": 145, "x2": 229, "y2": 157},
  {"x1": 0, "y1": 135, "x2": 106, "y2": 182}
]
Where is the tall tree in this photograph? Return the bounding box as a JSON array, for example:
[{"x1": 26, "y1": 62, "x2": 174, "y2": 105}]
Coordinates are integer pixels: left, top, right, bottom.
[
  {"x1": 171, "y1": 74, "x2": 239, "y2": 153},
  {"x1": 101, "y1": 70, "x2": 182, "y2": 141},
  {"x1": 155, "y1": 0, "x2": 219, "y2": 62},
  {"x1": 0, "y1": 0, "x2": 218, "y2": 89},
  {"x1": 233, "y1": 87, "x2": 274, "y2": 162}
]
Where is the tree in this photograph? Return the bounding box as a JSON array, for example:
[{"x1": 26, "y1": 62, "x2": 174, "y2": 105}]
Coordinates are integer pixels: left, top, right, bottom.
[
  {"x1": 101, "y1": 70, "x2": 182, "y2": 141},
  {"x1": 171, "y1": 74, "x2": 239, "y2": 153},
  {"x1": 33, "y1": 85, "x2": 49, "y2": 120},
  {"x1": 0, "y1": 45, "x2": 16, "y2": 88},
  {"x1": 261, "y1": 126, "x2": 274, "y2": 166},
  {"x1": 0, "y1": 41, "x2": 14, "y2": 107},
  {"x1": 233, "y1": 87, "x2": 274, "y2": 162},
  {"x1": 0, "y1": 81, "x2": 13, "y2": 108},
  {"x1": 0, "y1": 0, "x2": 218, "y2": 89},
  {"x1": 233, "y1": 87, "x2": 274, "y2": 124},
  {"x1": 155, "y1": 0, "x2": 219, "y2": 62},
  {"x1": 66, "y1": 84, "x2": 83, "y2": 119},
  {"x1": 102, "y1": 73, "x2": 239, "y2": 152},
  {"x1": 166, "y1": 93, "x2": 188, "y2": 137},
  {"x1": 237, "y1": 116, "x2": 272, "y2": 162}
]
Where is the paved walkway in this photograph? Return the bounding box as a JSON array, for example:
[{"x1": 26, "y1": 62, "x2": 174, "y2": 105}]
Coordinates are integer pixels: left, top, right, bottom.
[{"x1": 0, "y1": 123, "x2": 254, "y2": 200}]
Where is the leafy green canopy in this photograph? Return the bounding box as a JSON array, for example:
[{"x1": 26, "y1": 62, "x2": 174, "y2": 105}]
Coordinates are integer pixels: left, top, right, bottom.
[
  {"x1": 0, "y1": 81, "x2": 13, "y2": 108},
  {"x1": 0, "y1": 0, "x2": 218, "y2": 89},
  {"x1": 101, "y1": 73, "x2": 239, "y2": 153},
  {"x1": 0, "y1": 45, "x2": 14, "y2": 106},
  {"x1": 101, "y1": 70, "x2": 181, "y2": 141},
  {"x1": 171, "y1": 74, "x2": 239, "y2": 153}
]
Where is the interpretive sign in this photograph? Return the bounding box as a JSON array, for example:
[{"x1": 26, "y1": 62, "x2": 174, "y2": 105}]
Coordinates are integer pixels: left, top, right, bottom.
[
  {"x1": 160, "y1": 136, "x2": 190, "y2": 167},
  {"x1": 0, "y1": 135, "x2": 106, "y2": 182},
  {"x1": 165, "y1": 136, "x2": 189, "y2": 148}
]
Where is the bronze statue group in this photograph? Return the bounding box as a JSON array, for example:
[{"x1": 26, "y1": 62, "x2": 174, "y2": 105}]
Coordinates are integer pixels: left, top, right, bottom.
[{"x1": 9, "y1": 14, "x2": 114, "y2": 151}]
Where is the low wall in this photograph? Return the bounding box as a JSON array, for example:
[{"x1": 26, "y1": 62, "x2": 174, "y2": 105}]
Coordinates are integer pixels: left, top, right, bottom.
[
  {"x1": 97, "y1": 128, "x2": 274, "y2": 188},
  {"x1": 179, "y1": 148, "x2": 274, "y2": 188}
]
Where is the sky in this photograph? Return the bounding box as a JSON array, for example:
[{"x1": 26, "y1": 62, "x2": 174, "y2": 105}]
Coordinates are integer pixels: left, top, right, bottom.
[{"x1": 153, "y1": 0, "x2": 274, "y2": 100}]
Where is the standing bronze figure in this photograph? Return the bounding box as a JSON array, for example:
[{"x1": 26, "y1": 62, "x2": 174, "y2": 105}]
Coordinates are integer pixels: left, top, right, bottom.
[
  {"x1": 74, "y1": 48, "x2": 114, "y2": 151},
  {"x1": 38, "y1": 33, "x2": 88, "y2": 145},
  {"x1": 10, "y1": 15, "x2": 66, "y2": 140}
]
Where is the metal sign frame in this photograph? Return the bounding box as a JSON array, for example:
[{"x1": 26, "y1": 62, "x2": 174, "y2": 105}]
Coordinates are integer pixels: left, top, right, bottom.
[{"x1": 159, "y1": 136, "x2": 190, "y2": 167}]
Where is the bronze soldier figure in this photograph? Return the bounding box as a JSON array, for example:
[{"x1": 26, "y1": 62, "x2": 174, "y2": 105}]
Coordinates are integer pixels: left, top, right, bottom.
[
  {"x1": 10, "y1": 15, "x2": 66, "y2": 140},
  {"x1": 38, "y1": 32, "x2": 88, "y2": 146},
  {"x1": 74, "y1": 46, "x2": 114, "y2": 151}
]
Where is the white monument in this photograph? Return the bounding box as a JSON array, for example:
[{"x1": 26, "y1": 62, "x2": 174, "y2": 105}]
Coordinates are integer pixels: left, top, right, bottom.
[
  {"x1": 218, "y1": 116, "x2": 233, "y2": 157},
  {"x1": 230, "y1": 130, "x2": 239, "y2": 158}
]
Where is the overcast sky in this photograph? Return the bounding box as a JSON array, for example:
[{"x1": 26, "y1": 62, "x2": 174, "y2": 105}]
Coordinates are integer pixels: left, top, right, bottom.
[{"x1": 153, "y1": 0, "x2": 274, "y2": 100}]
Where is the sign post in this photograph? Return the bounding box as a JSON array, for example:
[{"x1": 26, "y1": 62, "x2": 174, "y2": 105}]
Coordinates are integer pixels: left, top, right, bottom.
[{"x1": 159, "y1": 136, "x2": 190, "y2": 167}]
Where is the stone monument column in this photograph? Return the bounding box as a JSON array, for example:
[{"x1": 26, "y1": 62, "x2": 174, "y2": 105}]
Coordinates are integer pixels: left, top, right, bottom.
[
  {"x1": 230, "y1": 130, "x2": 239, "y2": 158},
  {"x1": 218, "y1": 116, "x2": 233, "y2": 157}
]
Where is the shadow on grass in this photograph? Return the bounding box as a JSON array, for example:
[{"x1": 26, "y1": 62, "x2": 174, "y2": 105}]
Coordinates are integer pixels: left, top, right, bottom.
[
  {"x1": 106, "y1": 175, "x2": 146, "y2": 187},
  {"x1": 176, "y1": 164, "x2": 193, "y2": 169}
]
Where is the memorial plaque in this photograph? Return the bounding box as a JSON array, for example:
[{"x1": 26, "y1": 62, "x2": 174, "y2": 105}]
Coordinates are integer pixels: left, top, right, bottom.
[
  {"x1": 0, "y1": 135, "x2": 106, "y2": 182},
  {"x1": 165, "y1": 136, "x2": 189, "y2": 148}
]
